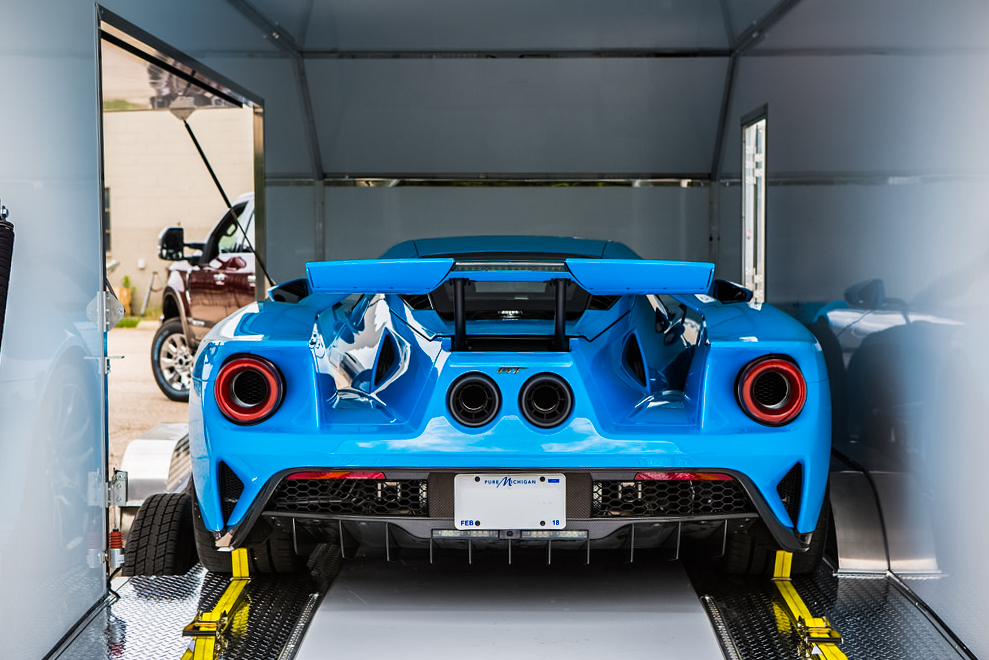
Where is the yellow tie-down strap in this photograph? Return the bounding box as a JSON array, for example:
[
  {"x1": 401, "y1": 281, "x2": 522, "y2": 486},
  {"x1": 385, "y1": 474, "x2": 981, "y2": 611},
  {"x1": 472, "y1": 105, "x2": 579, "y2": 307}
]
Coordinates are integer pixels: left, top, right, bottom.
[
  {"x1": 181, "y1": 548, "x2": 252, "y2": 660},
  {"x1": 773, "y1": 550, "x2": 847, "y2": 660}
]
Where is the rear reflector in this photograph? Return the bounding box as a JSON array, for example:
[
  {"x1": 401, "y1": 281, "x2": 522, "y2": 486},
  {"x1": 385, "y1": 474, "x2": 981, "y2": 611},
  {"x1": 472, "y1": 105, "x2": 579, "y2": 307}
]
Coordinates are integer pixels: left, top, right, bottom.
[
  {"x1": 634, "y1": 472, "x2": 734, "y2": 481},
  {"x1": 286, "y1": 471, "x2": 386, "y2": 480}
]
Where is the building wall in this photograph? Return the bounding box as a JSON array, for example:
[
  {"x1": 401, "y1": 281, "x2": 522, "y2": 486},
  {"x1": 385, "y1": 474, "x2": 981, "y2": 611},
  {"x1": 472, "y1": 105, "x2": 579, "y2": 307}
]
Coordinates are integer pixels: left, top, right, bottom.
[{"x1": 103, "y1": 107, "x2": 254, "y2": 314}]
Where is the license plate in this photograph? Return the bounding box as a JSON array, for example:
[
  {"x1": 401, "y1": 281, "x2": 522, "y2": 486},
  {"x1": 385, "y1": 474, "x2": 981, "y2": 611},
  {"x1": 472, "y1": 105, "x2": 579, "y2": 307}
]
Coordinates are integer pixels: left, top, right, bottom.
[{"x1": 454, "y1": 473, "x2": 566, "y2": 530}]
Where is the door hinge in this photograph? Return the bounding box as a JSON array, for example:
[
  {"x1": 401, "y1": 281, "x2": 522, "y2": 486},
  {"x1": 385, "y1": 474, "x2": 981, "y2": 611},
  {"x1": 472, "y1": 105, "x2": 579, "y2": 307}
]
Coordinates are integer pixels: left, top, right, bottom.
[
  {"x1": 89, "y1": 470, "x2": 129, "y2": 507},
  {"x1": 84, "y1": 354, "x2": 124, "y2": 375},
  {"x1": 89, "y1": 288, "x2": 125, "y2": 331}
]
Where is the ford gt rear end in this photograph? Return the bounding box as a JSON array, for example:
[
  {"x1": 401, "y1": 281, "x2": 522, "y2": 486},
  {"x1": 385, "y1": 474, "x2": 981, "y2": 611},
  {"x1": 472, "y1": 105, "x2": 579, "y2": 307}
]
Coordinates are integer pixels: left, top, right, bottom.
[{"x1": 188, "y1": 237, "x2": 830, "y2": 574}]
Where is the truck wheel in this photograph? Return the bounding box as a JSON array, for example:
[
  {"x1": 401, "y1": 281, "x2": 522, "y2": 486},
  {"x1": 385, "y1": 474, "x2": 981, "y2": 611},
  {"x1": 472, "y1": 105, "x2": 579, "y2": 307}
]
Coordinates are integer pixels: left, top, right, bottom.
[
  {"x1": 152, "y1": 319, "x2": 192, "y2": 402},
  {"x1": 123, "y1": 493, "x2": 196, "y2": 576},
  {"x1": 721, "y1": 491, "x2": 830, "y2": 576},
  {"x1": 191, "y1": 492, "x2": 306, "y2": 574}
]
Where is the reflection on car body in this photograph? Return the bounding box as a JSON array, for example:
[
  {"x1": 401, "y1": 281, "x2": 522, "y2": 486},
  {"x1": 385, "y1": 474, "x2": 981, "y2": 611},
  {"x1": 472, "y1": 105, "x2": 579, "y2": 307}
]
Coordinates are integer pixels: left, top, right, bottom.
[{"x1": 175, "y1": 236, "x2": 831, "y2": 576}]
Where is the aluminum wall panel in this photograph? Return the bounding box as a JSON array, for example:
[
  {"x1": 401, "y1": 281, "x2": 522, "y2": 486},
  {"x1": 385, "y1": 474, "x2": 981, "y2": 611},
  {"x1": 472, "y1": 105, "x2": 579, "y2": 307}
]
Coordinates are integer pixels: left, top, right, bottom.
[
  {"x1": 266, "y1": 184, "x2": 320, "y2": 282},
  {"x1": 319, "y1": 186, "x2": 709, "y2": 265},
  {"x1": 0, "y1": 3, "x2": 106, "y2": 657},
  {"x1": 719, "y1": 6, "x2": 989, "y2": 655},
  {"x1": 307, "y1": 58, "x2": 728, "y2": 176},
  {"x1": 720, "y1": 54, "x2": 989, "y2": 178}
]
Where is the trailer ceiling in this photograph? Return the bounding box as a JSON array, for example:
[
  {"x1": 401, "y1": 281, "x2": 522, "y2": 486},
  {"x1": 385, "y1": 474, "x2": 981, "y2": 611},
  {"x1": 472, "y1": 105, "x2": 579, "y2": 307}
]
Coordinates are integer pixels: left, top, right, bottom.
[{"x1": 206, "y1": 0, "x2": 801, "y2": 181}]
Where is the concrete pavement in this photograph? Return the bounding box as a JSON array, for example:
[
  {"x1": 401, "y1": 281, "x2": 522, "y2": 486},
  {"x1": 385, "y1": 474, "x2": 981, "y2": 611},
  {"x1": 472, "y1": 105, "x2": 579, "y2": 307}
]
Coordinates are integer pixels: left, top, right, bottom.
[{"x1": 107, "y1": 322, "x2": 188, "y2": 472}]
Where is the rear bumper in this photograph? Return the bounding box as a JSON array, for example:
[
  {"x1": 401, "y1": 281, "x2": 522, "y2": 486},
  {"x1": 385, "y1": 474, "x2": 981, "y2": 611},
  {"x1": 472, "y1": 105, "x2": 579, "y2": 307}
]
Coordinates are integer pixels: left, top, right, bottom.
[{"x1": 207, "y1": 468, "x2": 817, "y2": 554}]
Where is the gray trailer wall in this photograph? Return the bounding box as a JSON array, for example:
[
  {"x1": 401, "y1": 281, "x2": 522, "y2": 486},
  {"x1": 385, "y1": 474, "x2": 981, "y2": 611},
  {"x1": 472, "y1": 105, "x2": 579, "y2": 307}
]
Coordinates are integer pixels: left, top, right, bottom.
[
  {"x1": 6, "y1": 0, "x2": 989, "y2": 656},
  {"x1": 0, "y1": 1, "x2": 274, "y2": 655},
  {"x1": 718, "y1": 2, "x2": 989, "y2": 655}
]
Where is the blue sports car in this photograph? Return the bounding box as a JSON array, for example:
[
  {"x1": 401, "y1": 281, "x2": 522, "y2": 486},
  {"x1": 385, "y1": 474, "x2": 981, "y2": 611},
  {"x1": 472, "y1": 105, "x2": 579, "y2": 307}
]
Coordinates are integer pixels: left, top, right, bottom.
[{"x1": 185, "y1": 237, "x2": 831, "y2": 574}]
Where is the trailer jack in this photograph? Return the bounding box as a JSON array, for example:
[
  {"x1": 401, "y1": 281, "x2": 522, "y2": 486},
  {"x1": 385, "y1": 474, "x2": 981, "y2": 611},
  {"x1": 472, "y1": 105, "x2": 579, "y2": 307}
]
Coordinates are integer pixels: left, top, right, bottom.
[
  {"x1": 772, "y1": 550, "x2": 846, "y2": 660},
  {"x1": 181, "y1": 548, "x2": 251, "y2": 660}
]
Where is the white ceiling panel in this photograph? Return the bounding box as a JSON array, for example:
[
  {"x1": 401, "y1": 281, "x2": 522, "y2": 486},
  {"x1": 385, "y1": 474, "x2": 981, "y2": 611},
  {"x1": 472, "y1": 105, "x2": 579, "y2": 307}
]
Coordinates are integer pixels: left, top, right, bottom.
[
  {"x1": 103, "y1": 0, "x2": 280, "y2": 55},
  {"x1": 293, "y1": 0, "x2": 730, "y2": 51},
  {"x1": 307, "y1": 58, "x2": 728, "y2": 175},
  {"x1": 245, "y1": 0, "x2": 317, "y2": 46},
  {"x1": 754, "y1": 0, "x2": 989, "y2": 51},
  {"x1": 727, "y1": 0, "x2": 783, "y2": 42}
]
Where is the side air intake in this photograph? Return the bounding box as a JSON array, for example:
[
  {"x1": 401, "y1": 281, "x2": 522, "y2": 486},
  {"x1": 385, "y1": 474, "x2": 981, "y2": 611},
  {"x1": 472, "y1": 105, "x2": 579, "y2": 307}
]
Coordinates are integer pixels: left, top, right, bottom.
[
  {"x1": 448, "y1": 373, "x2": 501, "y2": 427},
  {"x1": 520, "y1": 373, "x2": 574, "y2": 428}
]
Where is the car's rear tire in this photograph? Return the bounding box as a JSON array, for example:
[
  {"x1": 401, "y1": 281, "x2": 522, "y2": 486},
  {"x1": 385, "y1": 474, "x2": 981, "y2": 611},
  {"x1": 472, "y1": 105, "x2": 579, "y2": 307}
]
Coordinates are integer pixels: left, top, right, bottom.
[
  {"x1": 123, "y1": 493, "x2": 196, "y2": 576},
  {"x1": 721, "y1": 491, "x2": 830, "y2": 576},
  {"x1": 191, "y1": 491, "x2": 306, "y2": 574},
  {"x1": 152, "y1": 318, "x2": 192, "y2": 402}
]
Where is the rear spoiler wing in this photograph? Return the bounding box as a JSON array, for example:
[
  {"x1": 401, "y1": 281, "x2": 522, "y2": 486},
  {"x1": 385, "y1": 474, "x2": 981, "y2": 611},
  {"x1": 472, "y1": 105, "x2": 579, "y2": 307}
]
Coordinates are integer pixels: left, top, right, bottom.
[
  {"x1": 306, "y1": 258, "x2": 714, "y2": 351},
  {"x1": 306, "y1": 258, "x2": 714, "y2": 296}
]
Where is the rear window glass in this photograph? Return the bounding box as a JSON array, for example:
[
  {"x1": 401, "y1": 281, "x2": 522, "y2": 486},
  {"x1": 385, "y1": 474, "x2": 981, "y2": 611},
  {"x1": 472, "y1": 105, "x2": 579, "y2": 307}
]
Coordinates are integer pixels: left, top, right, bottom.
[{"x1": 430, "y1": 280, "x2": 591, "y2": 321}]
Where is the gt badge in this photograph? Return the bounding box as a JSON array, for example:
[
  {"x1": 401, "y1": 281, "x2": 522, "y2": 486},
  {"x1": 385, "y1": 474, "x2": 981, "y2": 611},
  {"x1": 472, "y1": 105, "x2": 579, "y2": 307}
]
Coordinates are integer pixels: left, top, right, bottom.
[{"x1": 497, "y1": 367, "x2": 527, "y2": 374}]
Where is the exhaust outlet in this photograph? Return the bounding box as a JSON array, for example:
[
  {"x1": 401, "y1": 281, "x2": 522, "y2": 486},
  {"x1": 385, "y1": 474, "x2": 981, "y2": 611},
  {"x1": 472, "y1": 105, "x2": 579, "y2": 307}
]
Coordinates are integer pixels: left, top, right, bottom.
[
  {"x1": 520, "y1": 373, "x2": 573, "y2": 428},
  {"x1": 448, "y1": 373, "x2": 501, "y2": 427}
]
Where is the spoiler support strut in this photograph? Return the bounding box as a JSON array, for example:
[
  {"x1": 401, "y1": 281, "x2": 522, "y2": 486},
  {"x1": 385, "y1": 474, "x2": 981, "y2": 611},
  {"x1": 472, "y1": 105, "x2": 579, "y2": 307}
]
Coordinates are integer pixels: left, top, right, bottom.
[
  {"x1": 453, "y1": 278, "x2": 467, "y2": 351},
  {"x1": 554, "y1": 279, "x2": 567, "y2": 351}
]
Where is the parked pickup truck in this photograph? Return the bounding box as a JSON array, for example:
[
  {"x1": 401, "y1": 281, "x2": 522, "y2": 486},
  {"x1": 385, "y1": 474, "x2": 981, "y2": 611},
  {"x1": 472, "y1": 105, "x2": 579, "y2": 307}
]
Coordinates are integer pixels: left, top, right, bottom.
[{"x1": 152, "y1": 192, "x2": 255, "y2": 401}]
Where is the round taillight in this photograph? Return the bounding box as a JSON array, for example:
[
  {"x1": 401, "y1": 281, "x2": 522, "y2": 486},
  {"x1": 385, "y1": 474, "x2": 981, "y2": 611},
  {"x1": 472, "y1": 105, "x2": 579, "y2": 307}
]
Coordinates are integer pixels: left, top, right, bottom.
[
  {"x1": 736, "y1": 356, "x2": 806, "y2": 426},
  {"x1": 215, "y1": 355, "x2": 284, "y2": 424}
]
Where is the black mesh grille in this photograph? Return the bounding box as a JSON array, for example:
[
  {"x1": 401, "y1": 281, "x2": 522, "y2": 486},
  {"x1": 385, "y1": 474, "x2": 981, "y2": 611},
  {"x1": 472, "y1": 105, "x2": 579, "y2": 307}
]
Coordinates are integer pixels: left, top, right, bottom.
[
  {"x1": 374, "y1": 335, "x2": 397, "y2": 385},
  {"x1": 753, "y1": 371, "x2": 789, "y2": 408},
  {"x1": 623, "y1": 335, "x2": 646, "y2": 386},
  {"x1": 400, "y1": 294, "x2": 432, "y2": 310},
  {"x1": 218, "y1": 462, "x2": 244, "y2": 523},
  {"x1": 776, "y1": 463, "x2": 803, "y2": 525},
  {"x1": 587, "y1": 295, "x2": 620, "y2": 311},
  {"x1": 591, "y1": 479, "x2": 754, "y2": 518},
  {"x1": 267, "y1": 478, "x2": 428, "y2": 516},
  {"x1": 232, "y1": 370, "x2": 268, "y2": 407}
]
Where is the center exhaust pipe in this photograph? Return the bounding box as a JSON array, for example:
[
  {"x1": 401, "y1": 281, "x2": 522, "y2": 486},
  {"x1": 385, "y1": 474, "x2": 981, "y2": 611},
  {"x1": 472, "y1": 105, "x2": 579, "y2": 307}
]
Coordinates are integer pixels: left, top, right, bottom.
[{"x1": 520, "y1": 373, "x2": 573, "y2": 428}]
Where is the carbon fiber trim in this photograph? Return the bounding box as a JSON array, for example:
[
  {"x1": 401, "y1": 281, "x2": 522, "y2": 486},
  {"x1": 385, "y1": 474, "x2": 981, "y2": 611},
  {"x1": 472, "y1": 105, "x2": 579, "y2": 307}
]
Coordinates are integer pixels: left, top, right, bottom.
[{"x1": 226, "y1": 467, "x2": 809, "y2": 553}]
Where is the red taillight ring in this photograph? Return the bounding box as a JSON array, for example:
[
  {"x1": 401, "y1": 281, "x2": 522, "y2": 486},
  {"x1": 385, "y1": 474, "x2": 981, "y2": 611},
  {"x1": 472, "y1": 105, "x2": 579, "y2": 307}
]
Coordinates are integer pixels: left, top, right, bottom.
[
  {"x1": 215, "y1": 355, "x2": 284, "y2": 424},
  {"x1": 736, "y1": 356, "x2": 807, "y2": 426}
]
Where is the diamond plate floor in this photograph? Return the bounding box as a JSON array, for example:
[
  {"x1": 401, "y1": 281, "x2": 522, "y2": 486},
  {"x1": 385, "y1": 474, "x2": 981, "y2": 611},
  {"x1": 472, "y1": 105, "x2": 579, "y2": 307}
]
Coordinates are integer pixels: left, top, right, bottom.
[
  {"x1": 689, "y1": 560, "x2": 970, "y2": 660},
  {"x1": 57, "y1": 547, "x2": 339, "y2": 660},
  {"x1": 57, "y1": 547, "x2": 971, "y2": 660}
]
